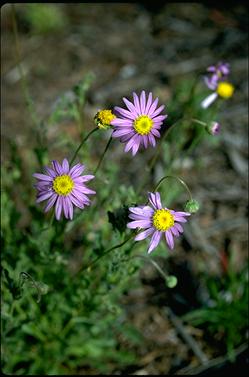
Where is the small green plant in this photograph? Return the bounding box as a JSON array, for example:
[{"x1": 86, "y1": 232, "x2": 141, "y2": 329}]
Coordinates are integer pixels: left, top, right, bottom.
[
  {"x1": 23, "y1": 4, "x2": 67, "y2": 34},
  {"x1": 182, "y1": 261, "x2": 248, "y2": 360}
]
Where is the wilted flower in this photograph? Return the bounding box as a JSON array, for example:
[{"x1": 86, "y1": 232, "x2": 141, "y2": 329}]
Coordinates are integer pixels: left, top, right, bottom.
[
  {"x1": 33, "y1": 159, "x2": 95, "y2": 220},
  {"x1": 127, "y1": 192, "x2": 190, "y2": 253},
  {"x1": 201, "y1": 62, "x2": 234, "y2": 109},
  {"x1": 204, "y1": 62, "x2": 230, "y2": 90},
  {"x1": 94, "y1": 109, "x2": 116, "y2": 129},
  {"x1": 111, "y1": 91, "x2": 167, "y2": 156}
]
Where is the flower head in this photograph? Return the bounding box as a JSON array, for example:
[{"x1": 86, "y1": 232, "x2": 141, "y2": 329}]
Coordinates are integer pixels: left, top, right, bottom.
[
  {"x1": 33, "y1": 159, "x2": 96, "y2": 220},
  {"x1": 201, "y1": 62, "x2": 234, "y2": 109},
  {"x1": 111, "y1": 91, "x2": 167, "y2": 156},
  {"x1": 127, "y1": 192, "x2": 190, "y2": 253},
  {"x1": 204, "y1": 62, "x2": 230, "y2": 90},
  {"x1": 94, "y1": 109, "x2": 116, "y2": 129}
]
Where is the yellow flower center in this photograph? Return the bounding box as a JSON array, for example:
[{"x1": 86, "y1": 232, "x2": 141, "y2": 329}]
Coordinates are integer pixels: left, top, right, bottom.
[
  {"x1": 134, "y1": 115, "x2": 153, "y2": 135},
  {"x1": 95, "y1": 110, "x2": 116, "y2": 129},
  {"x1": 53, "y1": 175, "x2": 74, "y2": 196},
  {"x1": 153, "y1": 209, "x2": 174, "y2": 231},
  {"x1": 216, "y1": 82, "x2": 234, "y2": 99}
]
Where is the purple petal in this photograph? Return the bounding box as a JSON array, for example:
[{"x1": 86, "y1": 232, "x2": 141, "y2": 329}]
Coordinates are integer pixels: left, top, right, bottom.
[
  {"x1": 148, "y1": 230, "x2": 162, "y2": 253},
  {"x1": 69, "y1": 163, "x2": 85, "y2": 178},
  {"x1": 140, "y1": 91, "x2": 146, "y2": 114},
  {"x1": 33, "y1": 173, "x2": 53, "y2": 182},
  {"x1": 73, "y1": 175, "x2": 95, "y2": 183},
  {"x1": 151, "y1": 128, "x2": 161, "y2": 138},
  {"x1": 52, "y1": 161, "x2": 63, "y2": 175},
  {"x1": 112, "y1": 128, "x2": 133, "y2": 138},
  {"x1": 165, "y1": 230, "x2": 174, "y2": 250},
  {"x1": 174, "y1": 223, "x2": 184, "y2": 233},
  {"x1": 127, "y1": 220, "x2": 152, "y2": 229},
  {"x1": 133, "y1": 92, "x2": 141, "y2": 114},
  {"x1": 147, "y1": 97, "x2": 159, "y2": 116},
  {"x1": 62, "y1": 197, "x2": 69, "y2": 219},
  {"x1": 72, "y1": 189, "x2": 91, "y2": 203},
  {"x1": 62, "y1": 159, "x2": 69, "y2": 174},
  {"x1": 171, "y1": 210, "x2": 190, "y2": 216},
  {"x1": 150, "y1": 104, "x2": 165, "y2": 118},
  {"x1": 55, "y1": 196, "x2": 63, "y2": 220},
  {"x1": 44, "y1": 166, "x2": 57, "y2": 178},
  {"x1": 151, "y1": 115, "x2": 167, "y2": 123},
  {"x1": 114, "y1": 106, "x2": 135, "y2": 120},
  {"x1": 173, "y1": 216, "x2": 188, "y2": 223},
  {"x1": 36, "y1": 191, "x2": 53, "y2": 203},
  {"x1": 119, "y1": 132, "x2": 135, "y2": 143},
  {"x1": 68, "y1": 194, "x2": 85, "y2": 209},
  {"x1": 124, "y1": 134, "x2": 139, "y2": 153},
  {"x1": 66, "y1": 197, "x2": 74, "y2": 220},
  {"x1": 145, "y1": 92, "x2": 153, "y2": 114},
  {"x1": 207, "y1": 65, "x2": 216, "y2": 72},
  {"x1": 142, "y1": 135, "x2": 148, "y2": 148},
  {"x1": 148, "y1": 134, "x2": 156, "y2": 147},
  {"x1": 155, "y1": 192, "x2": 162, "y2": 208},
  {"x1": 123, "y1": 97, "x2": 139, "y2": 115},
  {"x1": 135, "y1": 227, "x2": 154, "y2": 241},
  {"x1": 44, "y1": 194, "x2": 58, "y2": 212},
  {"x1": 74, "y1": 185, "x2": 96, "y2": 195},
  {"x1": 111, "y1": 118, "x2": 133, "y2": 126},
  {"x1": 36, "y1": 190, "x2": 53, "y2": 203},
  {"x1": 148, "y1": 192, "x2": 161, "y2": 210},
  {"x1": 171, "y1": 226, "x2": 180, "y2": 237},
  {"x1": 35, "y1": 181, "x2": 51, "y2": 191},
  {"x1": 131, "y1": 139, "x2": 140, "y2": 156},
  {"x1": 129, "y1": 206, "x2": 154, "y2": 217}
]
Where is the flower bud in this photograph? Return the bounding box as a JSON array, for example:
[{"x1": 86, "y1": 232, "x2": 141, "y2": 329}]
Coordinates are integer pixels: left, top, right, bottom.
[
  {"x1": 94, "y1": 109, "x2": 115, "y2": 129},
  {"x1": 166, "y1": 275, "x2": 178, "y2": 288},
  {"x1": 184, "y1": 199, "x2": 200, "y2": 214},
  {"x1": 206, "y1": 121, "x2": 220, "y2": 136}
]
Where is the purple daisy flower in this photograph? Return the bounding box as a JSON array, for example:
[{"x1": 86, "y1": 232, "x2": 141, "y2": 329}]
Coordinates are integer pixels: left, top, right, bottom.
[
  {"x1": 127, "y1": 192, "x2": 190, "y2": 253},
  {"x1": 111, "y1": 91, "x2": 167, "y2": 156},
  {"x1": 201, "y1": 62, "x2": 233, "y2": 109},
  {"x1": 204, "y1": 62, "x2": 230, "y2": 90},
  {"x1": 33, "y1": 159, "x2": 96, "y2": 220}
]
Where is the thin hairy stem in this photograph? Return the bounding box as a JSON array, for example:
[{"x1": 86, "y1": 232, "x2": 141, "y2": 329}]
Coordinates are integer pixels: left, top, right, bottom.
[
  {"x1": 70, "y1": 127, "x2": 98, "y2": 165},
  {"x1": 78, "y1": 233, "x2": 136, "y2": 274},
  {"x1": 137, "y1": 116, "x2": 187, "y2": 196},
  {"x1": 132, "y1": 255, "x2": 169, "y2": 281},
  {"x1": 94, "y1": 135, "x2": 113, "y2": 175},
  {"x1": 153, "y1": 175, "x2": 193, "y2": 201},
  {"x1": 192, "y1": 118, "x2": 207, "y2": 127}
]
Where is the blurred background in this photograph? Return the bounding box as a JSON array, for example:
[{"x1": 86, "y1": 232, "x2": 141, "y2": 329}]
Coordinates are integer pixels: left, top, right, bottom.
[{"x1": 1, "y1": 3, "x2": 248, "y2": 375}]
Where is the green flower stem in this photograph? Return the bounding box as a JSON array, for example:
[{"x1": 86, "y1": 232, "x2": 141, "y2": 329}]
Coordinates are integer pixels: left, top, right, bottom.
[
  {"x1": 148, "y1": 118, "x2": 184, "y2": 171},
  {"x1": 94, "y1": 135, "x2": 113, "y2": 175},
  {"x1": 152, "y1": 175, "x2": 193, "y2": 201},
  {"x1": 78, "y1": 233, "x2": 136, "y2": 274},
  {"x1": 137, "y1": 116, "x2": 187, "y2": 196},
  {"x1": 70, "y1": 127, "x2": 99, "y2": 166},
  {"x1": 40, "y1": 212, "x2": 55, "y2": 233},
  {"x1": 191, "y1": 118, "x2": 207, "y2": 127},
  {"x1": 131, "y1": 255, "x2": 169, "y2": 281}
]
